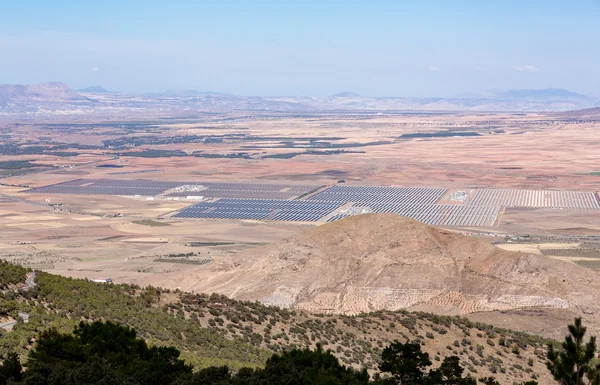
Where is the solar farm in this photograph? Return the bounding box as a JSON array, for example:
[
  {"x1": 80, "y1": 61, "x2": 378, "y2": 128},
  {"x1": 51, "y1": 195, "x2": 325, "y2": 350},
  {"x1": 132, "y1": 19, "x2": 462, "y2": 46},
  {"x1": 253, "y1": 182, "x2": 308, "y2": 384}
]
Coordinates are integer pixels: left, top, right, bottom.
[
  {"x1": 341, "y1": 203, "x2": 501, "y2": 227},
  {"x1": 466, "y1": 189, "x2": 600, "y2": 209},
  {"x1": 27, "y1": 179, "x2": 320, "y2": 200},
  {"x1": 303, "y1": 186, "x2": 500, "y2": 226},
  {"x1": 27, "y1": 179, "x2": 187, "y2": 196},
  {"x1": 165, "y1": 182, "x2": 321, "y2": 200},
  {"x1": 308, "y1": 185, "x2": 447, "y2": 205},
  {"x1": 26, "y1": 178, "x2": 600, "y2": 227},
  {"x1": 173, "y1": 199, "x2": 344, "y2": 222}
]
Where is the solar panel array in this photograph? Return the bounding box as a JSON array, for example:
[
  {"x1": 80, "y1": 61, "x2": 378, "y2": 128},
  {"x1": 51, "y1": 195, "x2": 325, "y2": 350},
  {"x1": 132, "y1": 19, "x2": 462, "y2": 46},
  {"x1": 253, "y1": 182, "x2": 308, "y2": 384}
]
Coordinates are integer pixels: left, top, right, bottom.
[
  {"x1": 467, "y1": 189, "x2": 600, "y2": 209},
  {"x1": 167, "y1": 182, "x2": 320, "y2": 200},
  {"x1": 309, "y1": 185, "x2": 448, "y2": 205},
  {"x1": 201, "y1": 182, "x2": 319, "y2": 195},
  {"x1": 344, "y1": 204, "x2": 500, "y2": 227},
  {"x1": 326, "y1": 213, "x2": 352, "y2": 222},
  {"x1": 27, "y1": 179, "x2": 600, "y2": 227},
  {"x1": 27, "y1": 179, "x2": 184, "y2": 196},
  {"x1": 28, "y1": 179, "x2": 320, "y2": 200},
  {"x1": 173, "y1": 199, "x2": 344, "y2": 222}
]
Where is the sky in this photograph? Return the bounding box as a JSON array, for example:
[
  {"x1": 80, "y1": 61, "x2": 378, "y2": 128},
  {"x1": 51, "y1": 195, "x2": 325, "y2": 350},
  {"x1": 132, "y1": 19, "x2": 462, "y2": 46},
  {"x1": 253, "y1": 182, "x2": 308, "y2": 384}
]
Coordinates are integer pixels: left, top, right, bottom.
[{"x1": 0, "y1": 0, "x2": 598, "y2": 97}]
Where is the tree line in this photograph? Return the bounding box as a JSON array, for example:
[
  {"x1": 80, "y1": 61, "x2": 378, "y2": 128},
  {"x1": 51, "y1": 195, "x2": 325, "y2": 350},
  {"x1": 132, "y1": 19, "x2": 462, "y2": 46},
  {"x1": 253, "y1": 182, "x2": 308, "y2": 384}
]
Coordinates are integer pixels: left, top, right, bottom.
[{"x1": 3, "y1": 317, "x2": 594, "y2": 385}]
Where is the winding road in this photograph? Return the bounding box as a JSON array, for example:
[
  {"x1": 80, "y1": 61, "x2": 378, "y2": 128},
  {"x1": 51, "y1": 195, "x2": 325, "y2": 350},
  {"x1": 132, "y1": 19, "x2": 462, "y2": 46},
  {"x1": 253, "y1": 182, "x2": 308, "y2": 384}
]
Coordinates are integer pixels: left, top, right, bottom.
[
  {"x1": 24, "y1": 272, "x2": 36, "y2": 290},
  {"x1": 0, "y1": 320, "x2": 18, "y2": 330},
  {"x1": 0, "y1": 273, "x2": 35, "y2": 331}
]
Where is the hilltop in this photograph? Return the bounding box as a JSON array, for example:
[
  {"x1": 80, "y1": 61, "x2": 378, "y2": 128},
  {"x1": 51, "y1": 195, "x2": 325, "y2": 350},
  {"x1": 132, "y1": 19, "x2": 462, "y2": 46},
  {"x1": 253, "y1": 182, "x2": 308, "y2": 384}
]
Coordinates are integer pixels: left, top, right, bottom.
[
  {"x1": 78, "y1": 85, "x2": 112, "y2": 93},
  {"x1": 160, "y1": 214, "x2": 600, "y2": 339}
]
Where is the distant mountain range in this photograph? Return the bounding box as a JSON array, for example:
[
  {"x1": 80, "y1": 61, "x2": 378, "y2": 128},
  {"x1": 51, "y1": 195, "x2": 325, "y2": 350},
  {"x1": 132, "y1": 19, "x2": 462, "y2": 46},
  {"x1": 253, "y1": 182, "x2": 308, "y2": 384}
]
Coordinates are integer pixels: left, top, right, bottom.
[
  {"x1": 456, "y1": 88, "x2": 597, "y2": 104},
  {"x1": 0, "y1": 82, "x2": 598, "y2": 118}
]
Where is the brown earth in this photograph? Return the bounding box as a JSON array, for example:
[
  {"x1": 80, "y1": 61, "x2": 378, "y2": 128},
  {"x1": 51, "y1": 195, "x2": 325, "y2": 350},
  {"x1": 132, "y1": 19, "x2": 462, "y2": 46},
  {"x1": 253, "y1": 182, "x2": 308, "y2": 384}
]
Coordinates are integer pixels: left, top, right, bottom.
[
  {"x1": 163, "y1": 213, "x2": 600, "y2": 338},
  {"x1": 556, "y1": 107, "x2": 600, "y2": 118}
]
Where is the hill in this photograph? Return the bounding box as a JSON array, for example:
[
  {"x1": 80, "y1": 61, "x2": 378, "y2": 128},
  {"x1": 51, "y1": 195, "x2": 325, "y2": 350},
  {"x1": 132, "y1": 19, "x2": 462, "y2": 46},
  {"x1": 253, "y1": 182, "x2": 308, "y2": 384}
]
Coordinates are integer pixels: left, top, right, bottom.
[
  {"x1": 0, "y1": 82, "x2": 84, "y2": 102},
  {"x1": 456, "y1": 88, "x2": 597, "y2": 105},
  {"x1": 0, "y1": 261, "x2": 554, "y2": 383},
  {"x1": 162, "y1": 214, "x2": 600, "y2": 338},
  {"x1": 78, "y1": 85, "x2": 111, "y2": 93},
  {"x1": 489, "y1": 88, "x2": 596, "y2": 104},
  {"x1": 555, "y1": 106, "x2": 600, "y2": 118},
  {"x1": 331, "y1": 92, "x2": 363, "y2": 98}
]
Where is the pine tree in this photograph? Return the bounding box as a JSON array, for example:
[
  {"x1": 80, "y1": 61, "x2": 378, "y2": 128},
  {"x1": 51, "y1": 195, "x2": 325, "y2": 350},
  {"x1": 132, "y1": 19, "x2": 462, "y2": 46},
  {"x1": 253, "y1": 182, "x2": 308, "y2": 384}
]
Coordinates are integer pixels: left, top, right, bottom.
[
  {"x1": 428, "y1": 356, "x2": 476, "y2": 385},
  {"x1": 547, "y1": 317, "x2": 600, "y2": 385},
  {"x1": 478, "y1": 378, "x2": 500, "y2": 385},
  {"x1": 0, "y1": 352, "x2": 22, "y2": 384},
  {"x1": 379, "y1": 341, "x2": 432, "y2": 385}
]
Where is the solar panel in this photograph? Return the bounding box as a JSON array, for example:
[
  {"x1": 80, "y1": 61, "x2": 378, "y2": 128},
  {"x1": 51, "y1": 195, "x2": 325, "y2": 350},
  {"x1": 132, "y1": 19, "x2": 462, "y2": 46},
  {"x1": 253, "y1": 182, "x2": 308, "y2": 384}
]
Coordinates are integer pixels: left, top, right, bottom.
[
  {"x1": 28, "y1": 179, "x2": 322, "y2": 199},
  {"x1": 309, "y1": 185, "x2": 448, "y2": 205},
  {"x1": 466, "y1": 189, "x2": 600, "y2": 209},
  {"x1": 174, "y1": 199, "x2": 344, "y2": 222}
]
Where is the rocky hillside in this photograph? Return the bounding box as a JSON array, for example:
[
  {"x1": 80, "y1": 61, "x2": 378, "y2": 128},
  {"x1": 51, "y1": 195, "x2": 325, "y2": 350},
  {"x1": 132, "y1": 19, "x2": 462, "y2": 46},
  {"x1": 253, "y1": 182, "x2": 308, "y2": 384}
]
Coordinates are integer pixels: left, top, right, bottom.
[
  {"x1": 165, "y1": 214, "x2": 600, "y2": 339},
  {"x1": 0, "y1": 82, "x2": 89, "y2": 115},
  {"x1": 0, "y1": 261, "x2": 554, "y2": 384}
]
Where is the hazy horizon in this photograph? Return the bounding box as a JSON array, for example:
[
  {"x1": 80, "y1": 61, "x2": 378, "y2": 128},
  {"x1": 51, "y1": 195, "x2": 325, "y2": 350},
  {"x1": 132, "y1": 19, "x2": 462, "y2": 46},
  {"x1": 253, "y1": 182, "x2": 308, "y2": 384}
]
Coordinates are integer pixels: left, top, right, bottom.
[
  {"x1": 10, "y1": 83, "x2": 597, "y2": 100},
  {"x1": 1, "y1": 0, "x2": 599, "y2": 97}
]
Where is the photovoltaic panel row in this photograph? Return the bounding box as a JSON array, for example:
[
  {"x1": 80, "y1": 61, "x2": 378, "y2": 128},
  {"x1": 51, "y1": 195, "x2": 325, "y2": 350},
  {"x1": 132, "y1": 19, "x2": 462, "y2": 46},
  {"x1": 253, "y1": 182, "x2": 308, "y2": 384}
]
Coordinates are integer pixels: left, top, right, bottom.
[
  {"x1": 168, "y1": 182, "x2": 321, "y2": 199},
  {"x1": 342, "y1": 204, "x2": 500, "y2": 227},
  {"x1": 28, "y1": 179, "x2": 321, "y2": 199},
  {"x1": 27, "y1": 179, "x2": 184, "y2": 196},
  {"x1": 176, "y1": 199, "x2": 341, "y2": 210},
  {"x1": 52, "y1": 179, "x2": 182, "y2": 188},
  {"x1": 198, "y1": 182, "x2": 320, "y2": 194},
  {"x1": 177, "y1": 210, "x2": 272, "y2": 220},
  {"x1": 467, "y1": 189, "x2": 600, "y2": 209},
  {"x1": 272, "y1": 210, "x2": 335, "y2": 222},
  {"x1": 174, "y1": 199, "x2": 344, "y2": 222},
  {"x1": 167, "y1": 190, "x2": 306, "y2": 200},
  {"x1": 309, "y1": 185, "x2": 448, "y2": 205},
  {"x1": 326, "y1": 213, "x2": 352, "y2": 222}
]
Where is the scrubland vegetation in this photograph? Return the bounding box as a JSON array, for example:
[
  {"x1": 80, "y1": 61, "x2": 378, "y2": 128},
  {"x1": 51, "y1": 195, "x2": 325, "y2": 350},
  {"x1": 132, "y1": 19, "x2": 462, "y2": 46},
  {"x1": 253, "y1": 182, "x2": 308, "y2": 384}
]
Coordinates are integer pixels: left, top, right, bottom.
[{"x1": 1, "y1": 261, "x2": 596, "y2": 384}]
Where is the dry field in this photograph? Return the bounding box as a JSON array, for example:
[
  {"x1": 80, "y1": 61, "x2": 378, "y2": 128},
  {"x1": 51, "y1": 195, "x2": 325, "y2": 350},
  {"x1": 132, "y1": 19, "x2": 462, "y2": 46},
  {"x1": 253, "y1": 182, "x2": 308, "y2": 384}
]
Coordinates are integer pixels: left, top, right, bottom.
[
  {"x1": 1, "y1": 112, "x2": 599, "y2": 284},
  {"x1": 0, "y1": 190, "x2": 304, "y2": 284}
]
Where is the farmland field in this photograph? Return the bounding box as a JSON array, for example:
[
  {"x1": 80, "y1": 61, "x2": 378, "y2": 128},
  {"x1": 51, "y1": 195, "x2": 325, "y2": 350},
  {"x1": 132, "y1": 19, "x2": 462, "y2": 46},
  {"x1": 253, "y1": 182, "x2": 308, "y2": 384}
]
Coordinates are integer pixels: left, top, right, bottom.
[{"x1": 0, "y1": 111, "x2": 599, "y2": 286}]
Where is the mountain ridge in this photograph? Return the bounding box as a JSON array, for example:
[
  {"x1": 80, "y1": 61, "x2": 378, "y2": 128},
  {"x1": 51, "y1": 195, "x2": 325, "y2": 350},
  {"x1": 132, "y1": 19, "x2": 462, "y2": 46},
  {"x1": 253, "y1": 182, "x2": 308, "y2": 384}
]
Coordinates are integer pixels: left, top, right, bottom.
[
  {"x1": 455, "y1": 88, "x2": 597, "y2": 104},
  {"x1": 0, "y1": 82, "x2": 597, "y2": 116}
]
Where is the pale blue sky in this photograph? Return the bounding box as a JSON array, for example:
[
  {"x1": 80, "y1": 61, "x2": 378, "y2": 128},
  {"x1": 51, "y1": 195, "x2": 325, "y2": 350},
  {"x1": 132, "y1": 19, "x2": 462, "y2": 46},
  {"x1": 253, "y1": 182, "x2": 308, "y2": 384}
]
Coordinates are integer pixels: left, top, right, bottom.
[{"x1": 0, "y1": 1, "x2": 598, "y2": 96}]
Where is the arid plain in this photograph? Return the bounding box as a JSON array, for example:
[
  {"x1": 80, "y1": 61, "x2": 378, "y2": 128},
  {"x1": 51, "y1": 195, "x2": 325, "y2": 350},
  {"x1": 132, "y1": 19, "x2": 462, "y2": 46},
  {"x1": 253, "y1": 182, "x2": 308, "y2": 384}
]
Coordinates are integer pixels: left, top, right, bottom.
[{"x1": 1, "y1": 111, "x2": 600, "y2": 294}]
